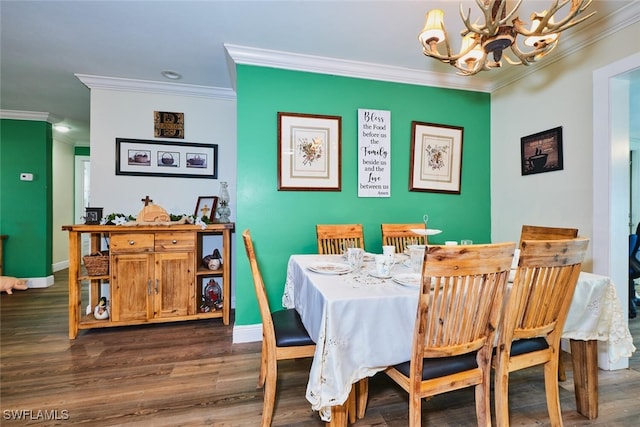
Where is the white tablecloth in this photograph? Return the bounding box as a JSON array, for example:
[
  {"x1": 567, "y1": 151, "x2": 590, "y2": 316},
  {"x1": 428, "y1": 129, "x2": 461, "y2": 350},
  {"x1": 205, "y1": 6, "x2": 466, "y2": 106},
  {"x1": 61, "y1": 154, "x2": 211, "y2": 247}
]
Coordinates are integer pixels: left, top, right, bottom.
[
  {"x1": 282, "y1": 255, "x2": 636, "y2": 421},
  {"x1": 562, "y1": 272, "x2": 636, "y2": 364}
]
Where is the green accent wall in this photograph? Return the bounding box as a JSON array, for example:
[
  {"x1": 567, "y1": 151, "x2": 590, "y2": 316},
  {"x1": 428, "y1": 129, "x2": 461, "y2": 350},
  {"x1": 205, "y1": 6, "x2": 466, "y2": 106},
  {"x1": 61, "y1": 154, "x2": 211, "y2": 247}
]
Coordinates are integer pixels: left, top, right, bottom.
[
  {"x1": 235, "y1": 65, "x2": 491, "y2": 326},
  {"x1": 0, "y1": 119, "x2": 53, "y2": 277},
  {"x1": 75, "y1": 146, "x2": 90, "y2": 156}
]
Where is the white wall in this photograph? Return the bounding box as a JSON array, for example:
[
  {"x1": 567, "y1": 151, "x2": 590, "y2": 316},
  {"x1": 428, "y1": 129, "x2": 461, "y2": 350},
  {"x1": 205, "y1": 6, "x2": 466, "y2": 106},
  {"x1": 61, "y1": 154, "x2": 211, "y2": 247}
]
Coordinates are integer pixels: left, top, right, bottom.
[
  {"x1": 52, "y1": 136, "x2": 75, "y2": 271},
  {"x1": 492, "y1": 21, "x2": 640, "y2": 369},
  {"x1": 491, "y1": 22, "x2": 639, "y2": 268},
  {"x1": 86, "y1": 80, "x2": 236, "y2": 218}
]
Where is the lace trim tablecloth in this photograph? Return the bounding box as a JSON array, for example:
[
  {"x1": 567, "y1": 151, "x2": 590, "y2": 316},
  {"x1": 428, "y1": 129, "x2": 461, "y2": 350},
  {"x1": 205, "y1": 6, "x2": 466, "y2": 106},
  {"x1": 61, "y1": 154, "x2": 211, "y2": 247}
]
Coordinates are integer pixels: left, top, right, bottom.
[
  {"x1": 283, "y1": 258, "x2": 636, "y2": 421},
  {"x1": 562, "y1": 272, "x2": 636, "y2": 364}
]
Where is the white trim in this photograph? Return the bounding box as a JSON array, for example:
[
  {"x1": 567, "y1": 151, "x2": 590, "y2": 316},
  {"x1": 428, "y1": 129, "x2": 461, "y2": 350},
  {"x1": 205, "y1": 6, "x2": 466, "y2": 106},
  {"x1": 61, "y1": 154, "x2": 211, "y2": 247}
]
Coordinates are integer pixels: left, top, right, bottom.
[
  {"x1": 232, "y1": 323, "x2": 262, "y2": 344},
  {"x1": 225, "y1": 2, "x2": 640, "y2": 94},
  {"x1": 23, "y1": 275, "x2": 55, "y2": 289},
  {"x1": 52, "y1": 260, "x2": 69, "y2": 272},
  {"x1": 593, "y1": 51, "x2": 640, "y2": 370},
  {"x1": 0, "y1": 110, "x2": 61, "y2": 124},
  {"x1": 75, "y1": 74, "x2": 237, "y2": 100},
  {"x1": 224, "y1": 44, "x2": 493, "y2": 93}
]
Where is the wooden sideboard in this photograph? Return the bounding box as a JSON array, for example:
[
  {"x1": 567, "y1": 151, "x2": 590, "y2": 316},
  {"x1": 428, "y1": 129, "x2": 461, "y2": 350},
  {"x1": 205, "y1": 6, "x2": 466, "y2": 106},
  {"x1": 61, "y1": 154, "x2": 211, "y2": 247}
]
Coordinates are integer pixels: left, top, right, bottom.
[{"x1": 63, "y1": 223, "x2": 234, "y2": 339}]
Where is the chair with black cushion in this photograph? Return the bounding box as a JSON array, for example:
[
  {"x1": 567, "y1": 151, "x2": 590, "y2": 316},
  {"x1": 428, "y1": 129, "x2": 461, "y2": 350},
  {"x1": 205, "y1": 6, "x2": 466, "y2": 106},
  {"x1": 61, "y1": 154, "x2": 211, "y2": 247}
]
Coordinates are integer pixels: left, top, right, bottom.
[
  {"x1": 316, "y1": 224, "x2": 365, "y2": 255},
  {"x1": 518, "y1": 224, "x2": 579, "y2": 380},
  {"x1": 384, "y1": 242, "x2": 515, "y2": 427},
  {"x1": 381, "y1": 223, "x2": 427, "y2": 253},
  {"x1": 242, "y1": 229, "x2": 316, "y2": 427},
  {"x1": 493, "y1": 237, "x2": 589, "y2": 427}
]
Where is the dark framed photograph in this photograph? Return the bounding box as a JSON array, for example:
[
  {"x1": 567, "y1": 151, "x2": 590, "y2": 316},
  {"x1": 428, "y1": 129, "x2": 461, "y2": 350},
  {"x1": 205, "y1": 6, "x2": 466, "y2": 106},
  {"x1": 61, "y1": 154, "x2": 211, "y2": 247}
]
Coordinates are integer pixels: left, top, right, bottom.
[
  {"x1": 521, "y1": 127, "x2": 563, "y2": 175},
  {"x1": 277, "y1": 112, "x2": 342, "y2": 191},
  {"x1": 194, "y1": 196, "x2": 218, "y2": 221},
  {"x1": 409, "y1": 121, "x2": 463, "y2": 194},
  {"x1": 116, "y1": 138, "x2": 217, "y2": 179},
  {"x1": 84, "y1": 207, "x2": 103, "y2": 225}
]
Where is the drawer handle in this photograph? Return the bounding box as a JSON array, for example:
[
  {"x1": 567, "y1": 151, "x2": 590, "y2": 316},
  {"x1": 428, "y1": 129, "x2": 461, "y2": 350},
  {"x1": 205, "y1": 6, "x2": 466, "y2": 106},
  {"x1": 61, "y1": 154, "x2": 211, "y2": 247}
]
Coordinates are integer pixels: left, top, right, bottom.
[
  {"x1": 128, "y1": 240, "x2": 135, "y2": 245},
  {"x1": 172, "y1": 239, "x2": 177, "y2": 244}
]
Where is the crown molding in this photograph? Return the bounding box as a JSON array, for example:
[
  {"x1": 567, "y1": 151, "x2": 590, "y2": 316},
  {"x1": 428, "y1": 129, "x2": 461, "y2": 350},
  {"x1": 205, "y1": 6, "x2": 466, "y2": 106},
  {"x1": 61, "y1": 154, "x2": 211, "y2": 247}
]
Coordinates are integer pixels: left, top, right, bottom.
[
  {"x1": 225, "y1": 44, "x2": 494, "y2": 93},
  {"x1": 0, "y1": 110, "x2": 61, "y2": 124},
  {"x1": 226, "y1": 1, "x2": 640, "y2": 94},
  {"x1": 75, "y1": 74, "x2": 237, "y2": 100}
]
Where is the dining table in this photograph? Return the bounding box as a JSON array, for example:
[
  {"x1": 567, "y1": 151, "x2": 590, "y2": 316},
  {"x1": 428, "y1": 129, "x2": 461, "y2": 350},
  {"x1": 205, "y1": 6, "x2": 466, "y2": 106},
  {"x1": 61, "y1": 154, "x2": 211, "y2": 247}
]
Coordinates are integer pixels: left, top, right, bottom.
[{"x1": 282, "y1": 253, "x2": 636, "y2": 426}]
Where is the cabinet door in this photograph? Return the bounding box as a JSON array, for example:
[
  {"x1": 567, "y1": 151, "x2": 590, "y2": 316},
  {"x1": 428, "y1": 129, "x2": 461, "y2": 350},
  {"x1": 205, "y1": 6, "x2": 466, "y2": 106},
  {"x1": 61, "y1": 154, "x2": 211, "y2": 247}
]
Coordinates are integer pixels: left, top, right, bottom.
[
  {"x1": 154, "y1": 251, "x2": 194, "y2": 318},
  {"x1": 111, "y1": 253, "x2": 154, "y2": 322}
]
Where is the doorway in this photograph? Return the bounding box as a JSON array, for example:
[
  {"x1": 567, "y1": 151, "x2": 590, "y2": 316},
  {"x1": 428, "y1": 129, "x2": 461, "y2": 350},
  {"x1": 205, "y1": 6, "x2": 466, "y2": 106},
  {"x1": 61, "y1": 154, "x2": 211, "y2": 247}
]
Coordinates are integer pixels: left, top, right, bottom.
[{"x1": 593, "y1": 52, "x2": 640, "y2": 369}]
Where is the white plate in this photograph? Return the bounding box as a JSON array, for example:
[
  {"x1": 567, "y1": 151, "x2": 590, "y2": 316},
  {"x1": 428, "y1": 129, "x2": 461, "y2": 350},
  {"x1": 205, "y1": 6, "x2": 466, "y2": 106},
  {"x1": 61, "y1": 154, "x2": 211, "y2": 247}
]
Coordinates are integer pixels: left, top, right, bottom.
[
  {"x1": 308, "y1": 262, "x2": 352, "y2": 275},
  {"x1": 410, "y1": 228, "x2": 443, "y2": 236},
  {"x1": 392, "y1": 273, "x2": 421, "y2": 287},
  {"x1": 369, "y1": 271, "x2": 392, "y2": 279}
]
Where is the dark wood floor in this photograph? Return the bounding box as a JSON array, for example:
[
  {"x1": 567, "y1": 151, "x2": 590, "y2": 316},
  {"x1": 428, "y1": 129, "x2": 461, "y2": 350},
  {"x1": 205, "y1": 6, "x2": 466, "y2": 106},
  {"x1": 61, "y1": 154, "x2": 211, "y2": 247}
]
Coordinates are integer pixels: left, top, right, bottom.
[{"x1": 1, "y1": 270, "x2": 638, "y2": 426}]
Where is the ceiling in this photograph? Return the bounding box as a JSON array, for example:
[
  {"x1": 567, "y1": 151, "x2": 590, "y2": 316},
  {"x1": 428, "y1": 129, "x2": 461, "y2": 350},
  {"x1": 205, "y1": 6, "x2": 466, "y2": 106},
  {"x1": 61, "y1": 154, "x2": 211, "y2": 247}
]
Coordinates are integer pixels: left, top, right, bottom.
[{"x1": 1, "y1": 1, "x2": 638, "y2": 146}]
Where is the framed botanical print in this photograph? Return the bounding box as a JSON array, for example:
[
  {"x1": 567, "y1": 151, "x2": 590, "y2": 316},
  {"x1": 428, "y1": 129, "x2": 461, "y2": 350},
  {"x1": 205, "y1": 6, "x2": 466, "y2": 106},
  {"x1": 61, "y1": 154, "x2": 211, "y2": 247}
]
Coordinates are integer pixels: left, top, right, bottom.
[
  {"x1": 410, "y1": 121, "x2": 463, "y2": 194},
  {"x1": 277, "y1": 112, "x2": 342, "y2": 191}
]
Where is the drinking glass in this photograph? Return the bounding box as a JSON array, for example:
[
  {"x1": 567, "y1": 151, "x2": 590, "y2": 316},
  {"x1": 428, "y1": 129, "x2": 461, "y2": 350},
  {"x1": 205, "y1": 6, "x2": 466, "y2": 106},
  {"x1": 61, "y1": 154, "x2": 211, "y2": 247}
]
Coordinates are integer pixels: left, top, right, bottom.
[
  {"x1": 347, "y1": 247, "x2": 364, "y2": 274},
  {"x1": 461, "y1": 239, "x2": 474, "y2": 245},
  {"x1": 410, "y1": 248, "x2": 424, "y2": 273}
]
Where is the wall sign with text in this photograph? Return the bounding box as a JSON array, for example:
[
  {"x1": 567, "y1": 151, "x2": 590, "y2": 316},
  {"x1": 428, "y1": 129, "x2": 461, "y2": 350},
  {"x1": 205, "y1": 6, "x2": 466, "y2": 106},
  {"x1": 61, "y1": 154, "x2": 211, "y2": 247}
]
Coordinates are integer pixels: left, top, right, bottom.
[{"x1": 358, "y1": 109, "x2": 391, "y2": 197}]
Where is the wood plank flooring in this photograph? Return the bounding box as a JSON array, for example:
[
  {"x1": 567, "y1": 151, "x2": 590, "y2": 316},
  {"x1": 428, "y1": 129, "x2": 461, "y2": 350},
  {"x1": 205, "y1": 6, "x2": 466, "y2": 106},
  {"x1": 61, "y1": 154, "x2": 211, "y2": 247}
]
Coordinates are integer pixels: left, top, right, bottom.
[{"x1": 1, "y1": 270, "x2": 639, "y2": 426}]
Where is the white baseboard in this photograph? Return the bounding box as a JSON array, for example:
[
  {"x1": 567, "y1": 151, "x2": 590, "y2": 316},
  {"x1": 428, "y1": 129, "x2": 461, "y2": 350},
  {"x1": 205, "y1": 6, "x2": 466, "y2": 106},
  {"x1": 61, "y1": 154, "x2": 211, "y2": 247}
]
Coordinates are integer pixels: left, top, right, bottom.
[
  {"x1": 233, "y1": 323, "x2": 263, "y2": 343},
  {"x1": 52, "y1": 260, "x2": 69, "y2": 272},
  {"x1": 25, "y1": 275, "x2": 54, "y2": 289}
]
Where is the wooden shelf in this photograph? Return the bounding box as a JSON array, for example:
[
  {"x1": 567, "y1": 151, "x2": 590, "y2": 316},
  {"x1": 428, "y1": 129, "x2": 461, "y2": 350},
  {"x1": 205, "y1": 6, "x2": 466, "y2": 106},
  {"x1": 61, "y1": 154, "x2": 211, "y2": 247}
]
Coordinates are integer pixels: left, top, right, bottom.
[{"x1": 64, "y1": 223, "x2": 234, "y2": 339}]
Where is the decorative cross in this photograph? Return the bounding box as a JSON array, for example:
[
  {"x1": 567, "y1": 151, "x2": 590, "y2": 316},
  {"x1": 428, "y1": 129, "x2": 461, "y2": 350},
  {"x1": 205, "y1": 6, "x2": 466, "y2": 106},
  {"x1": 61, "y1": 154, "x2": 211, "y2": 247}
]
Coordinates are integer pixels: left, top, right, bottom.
[
  {"x1": 200, "y1": 204, "x2": 211, "y2": 218},
  {"x1": 141, "y1": 195, "x2": 153, "y2": 206}
]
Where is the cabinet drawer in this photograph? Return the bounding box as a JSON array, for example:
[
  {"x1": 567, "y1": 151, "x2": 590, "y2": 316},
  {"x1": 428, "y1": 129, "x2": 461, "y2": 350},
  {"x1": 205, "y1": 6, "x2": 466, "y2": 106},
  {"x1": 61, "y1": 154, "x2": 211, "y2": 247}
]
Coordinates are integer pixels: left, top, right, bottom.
[
  {"x1": 110, "y1": 233, "x2": 154, "y2": 253},
  {"x1": 155, "y1": 232, "x2": 195, "y2": 252}
]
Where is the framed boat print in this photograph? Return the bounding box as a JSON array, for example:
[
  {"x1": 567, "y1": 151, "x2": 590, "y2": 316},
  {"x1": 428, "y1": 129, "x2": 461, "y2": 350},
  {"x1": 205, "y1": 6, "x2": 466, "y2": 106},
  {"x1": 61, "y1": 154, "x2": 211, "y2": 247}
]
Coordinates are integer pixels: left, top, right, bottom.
[
  {"x1": 409, "y1": 121, "x2": 463, "y2": 194},
  {"x1": 277, "y1": 112, "x2": 342, "y2": 191}
]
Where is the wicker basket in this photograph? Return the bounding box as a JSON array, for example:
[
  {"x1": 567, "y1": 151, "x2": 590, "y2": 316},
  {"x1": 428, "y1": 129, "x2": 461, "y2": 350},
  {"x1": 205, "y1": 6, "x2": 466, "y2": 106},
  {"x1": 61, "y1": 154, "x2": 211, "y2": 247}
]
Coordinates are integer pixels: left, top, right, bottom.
[{"x1": 83, "y1": 251, "x2": 109, "y2": 276}]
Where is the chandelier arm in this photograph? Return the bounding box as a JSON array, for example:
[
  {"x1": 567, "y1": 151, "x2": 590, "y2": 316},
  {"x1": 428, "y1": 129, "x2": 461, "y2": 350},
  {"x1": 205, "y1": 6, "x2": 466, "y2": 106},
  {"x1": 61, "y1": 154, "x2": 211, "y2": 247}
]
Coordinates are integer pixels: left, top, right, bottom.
[
  {"x1": 507, "y1": 39, "x2": 558, "y2": 65},
  {"x1": 462, "y1": 0, "x2": 523, "y2": 35},
  {"x1": 514, "y1": 0, "x2": 595, "y2": 36}
]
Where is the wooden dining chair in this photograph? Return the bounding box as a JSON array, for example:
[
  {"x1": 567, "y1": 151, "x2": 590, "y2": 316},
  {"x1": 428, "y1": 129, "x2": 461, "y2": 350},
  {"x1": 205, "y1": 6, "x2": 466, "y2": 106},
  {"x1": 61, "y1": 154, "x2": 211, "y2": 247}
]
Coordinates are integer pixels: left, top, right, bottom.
[
  {"x1": 519, "y1": 224, "x2": 578, "y2": 246},
  {"x1": 518, "y1": 224, "x2": 578, "y2": 381},
  {"x1": 316, "y1": 224, "x2": 365, "y2": 254},
  {"x1": 380, "y1": 223, "x2": 427, "y2": 253},
  {"x1": 242, "y1": 229, "x2": 316, "y2": 427},
  {"x1": 493, "y1": 237, "x2": 589, "y2": 427},
  {"x1": 385, "y1": 242, "x2": 515, "y2": 427}
]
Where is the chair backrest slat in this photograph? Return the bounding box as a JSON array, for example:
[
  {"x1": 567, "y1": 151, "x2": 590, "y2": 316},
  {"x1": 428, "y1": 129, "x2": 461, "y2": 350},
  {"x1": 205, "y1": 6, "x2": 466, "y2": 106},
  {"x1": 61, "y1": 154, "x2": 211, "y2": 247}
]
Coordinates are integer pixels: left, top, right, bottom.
[
  {"x1": 414, "y1": 242, "x2": 515, "y2": 358},
  {"x1": 316, "y1": 224, "x2": 364, "y2": 254},
  {"x1": 502, "y1": 238, "x2": 589, "y2": 345},
  {"x1": 519, "y1": 224, "x2": 578, "y2": 248},
  {"x1": 381, "y1": 223, "x2": 427, "y2": 253},
  {"x1": 242, "y1": 230, "x2": 275, "y2": 344}
]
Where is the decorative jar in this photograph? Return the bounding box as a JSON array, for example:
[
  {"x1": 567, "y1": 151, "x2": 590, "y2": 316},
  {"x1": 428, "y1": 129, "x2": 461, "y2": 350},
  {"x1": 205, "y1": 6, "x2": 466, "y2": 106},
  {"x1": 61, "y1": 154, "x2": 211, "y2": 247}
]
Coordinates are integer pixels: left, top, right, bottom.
[{"x1": 216, "y1": 181, "x2": 231, "y2": 223}]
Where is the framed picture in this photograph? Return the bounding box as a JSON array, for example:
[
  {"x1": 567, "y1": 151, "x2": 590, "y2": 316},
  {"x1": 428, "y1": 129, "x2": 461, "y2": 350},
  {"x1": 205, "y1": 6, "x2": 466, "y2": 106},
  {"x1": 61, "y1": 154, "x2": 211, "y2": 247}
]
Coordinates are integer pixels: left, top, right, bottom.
[
  {"x1": 277, "y1": 112, "x2": 342, "y2": 191},
  {"x1": 194, "y1": 196, "x2": 218, "y2": 221},
  {"x1": 521, "y1": 126, "x2": 563, "y2": 175},
  {"x1": 116, "y1": 138, "x2": 217, "y2": 179},
  {"x1": 409, "y1": 121, "x2": 463, "y2": 194},
  {"x1": 84, "y1": 207, "x2": 103, "y2": 225}
]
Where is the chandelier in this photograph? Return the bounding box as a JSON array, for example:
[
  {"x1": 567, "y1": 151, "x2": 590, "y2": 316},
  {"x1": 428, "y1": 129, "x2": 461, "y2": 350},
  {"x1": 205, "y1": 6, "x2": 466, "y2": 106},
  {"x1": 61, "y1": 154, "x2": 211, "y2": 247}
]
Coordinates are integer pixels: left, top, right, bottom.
[{"x1": 418, "y1": 0, "x2": 596, "y2": 76}]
